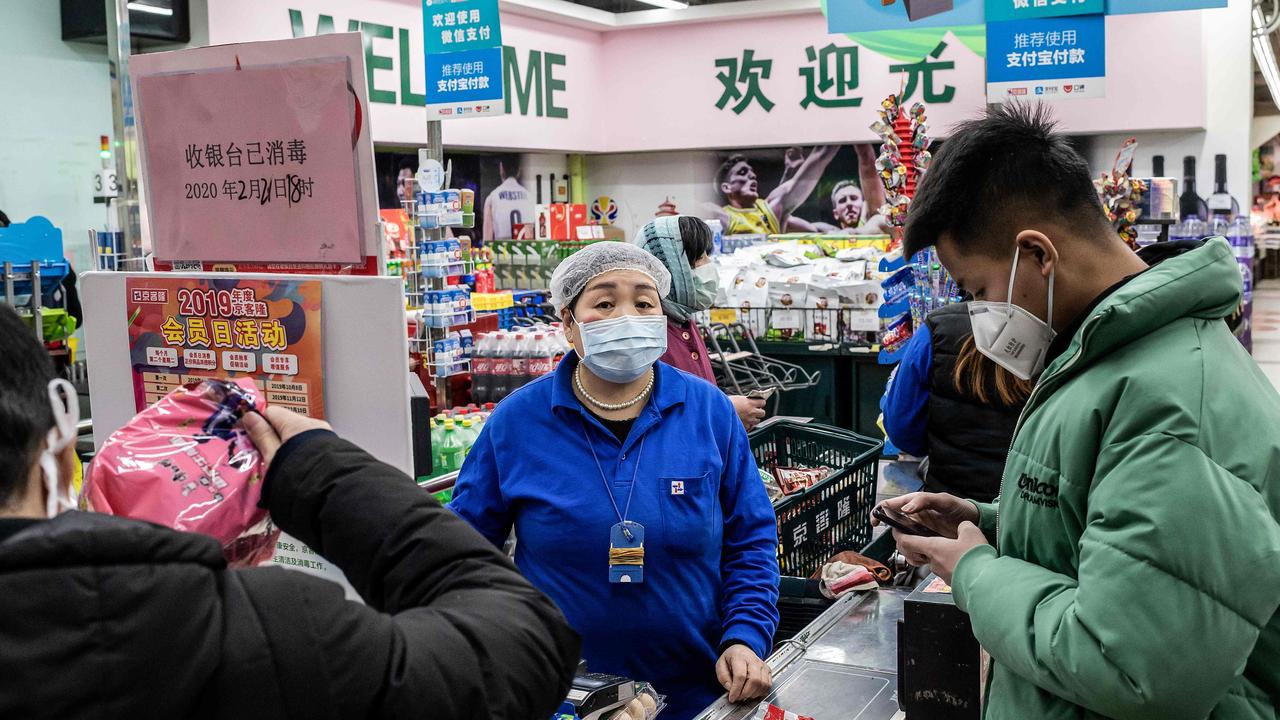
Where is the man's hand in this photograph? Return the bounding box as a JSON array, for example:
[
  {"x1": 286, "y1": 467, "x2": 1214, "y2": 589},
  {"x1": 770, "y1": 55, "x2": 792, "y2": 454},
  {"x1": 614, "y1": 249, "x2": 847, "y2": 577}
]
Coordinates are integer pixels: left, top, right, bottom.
[
  {"x1": 782, "y1": 147, "x2": 805, "y2": 178},
  {"x1": 894, "y1": 522, "x2": 989, "y2": 585},
  {"x1": 729, "y1": 395, "x2": 767, "y2": 431},
  {"x1": 241, "y1": 406, "x2": 332, "y2": 470},
  {"x1": 716, "y1": 644, "x2": 772, "y2": 703},
  {"x1": 871, "y1": 492, "x2": 979, "y2": 539}
]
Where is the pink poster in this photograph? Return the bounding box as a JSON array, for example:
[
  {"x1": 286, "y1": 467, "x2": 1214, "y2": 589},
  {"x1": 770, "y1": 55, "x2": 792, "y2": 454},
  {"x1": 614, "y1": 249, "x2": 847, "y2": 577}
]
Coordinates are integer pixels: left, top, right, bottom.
[{"x1": 136, "y1": 58, "x2": 363, "y2": 263}]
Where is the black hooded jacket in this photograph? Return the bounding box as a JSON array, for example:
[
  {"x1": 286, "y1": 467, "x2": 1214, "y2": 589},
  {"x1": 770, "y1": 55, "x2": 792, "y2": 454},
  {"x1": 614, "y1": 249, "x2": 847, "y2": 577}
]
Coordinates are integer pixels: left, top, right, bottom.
[{"x1": 0, "y1": 430, "x2": 580, "y2": 719}]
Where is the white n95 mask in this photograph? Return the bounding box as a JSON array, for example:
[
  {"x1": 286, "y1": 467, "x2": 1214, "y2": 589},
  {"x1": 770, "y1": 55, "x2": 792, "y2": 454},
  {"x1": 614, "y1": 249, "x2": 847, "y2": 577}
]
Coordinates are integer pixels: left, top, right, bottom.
[
  {"x1": 967, "y1": 246, "x2": 1056, "y2": 381},
  {"x1": 575, "y1": 314, "x2": 668, "y2": 384},
  {"x1": 40, "y1": 378, "x2": 80, "y2": 518}
]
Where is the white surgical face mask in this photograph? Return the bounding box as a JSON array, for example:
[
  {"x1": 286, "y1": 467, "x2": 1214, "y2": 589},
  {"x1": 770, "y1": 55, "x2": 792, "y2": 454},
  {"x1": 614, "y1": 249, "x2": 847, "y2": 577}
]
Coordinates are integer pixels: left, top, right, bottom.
[
  {"x1": 40, "y1": 379, "x2": 80, "y2": 518},
  {"x1": 574, "y1": 313, "x2": 668, "y2": 384},
  {"x1": 967, "y1": 246, "x2": 1056, "y2": 381},
  {"x1": 692, "y1": 264, "x2": 719, "y2": 311}
]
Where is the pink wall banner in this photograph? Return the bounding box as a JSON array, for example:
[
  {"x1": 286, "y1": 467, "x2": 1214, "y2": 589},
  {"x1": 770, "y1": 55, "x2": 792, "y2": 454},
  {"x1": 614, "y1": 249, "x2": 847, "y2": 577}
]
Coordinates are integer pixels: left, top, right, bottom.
[
  {"x1": 135, "y1": 58, "x2": 363, "y2": 263},
  {"x1": 204, "y1": 2, "x2": 1209, "y2": 153}
]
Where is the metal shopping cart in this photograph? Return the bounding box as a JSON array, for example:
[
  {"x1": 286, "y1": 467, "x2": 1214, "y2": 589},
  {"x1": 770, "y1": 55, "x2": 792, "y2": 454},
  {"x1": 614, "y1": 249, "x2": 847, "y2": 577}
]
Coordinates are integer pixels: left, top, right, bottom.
[{"x1": 700, "y1": 321, "x2": 820, "y2": 415}]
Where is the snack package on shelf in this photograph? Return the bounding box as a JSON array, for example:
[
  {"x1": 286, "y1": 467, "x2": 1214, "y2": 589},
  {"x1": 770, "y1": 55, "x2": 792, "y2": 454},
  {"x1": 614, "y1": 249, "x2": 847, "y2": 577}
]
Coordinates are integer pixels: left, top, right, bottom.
[
  {"x1": 766, "y1": 281, "x2": 807, "y2": 341},
  {"x1": 710, "y1": 237, "x2": 891, "y2": 344},
  {"x1": 807, "y1": 290, "x2": 840, "y2": 342},
  {"x1": 879, "y1": 311, "x2": 914, "y2": 357},
  {"x1": 726, "y1": 268, "x2": 770, "y2": 337},
  {"x1": 86, "y1": 378, "x2": 277, "y2": 567}
]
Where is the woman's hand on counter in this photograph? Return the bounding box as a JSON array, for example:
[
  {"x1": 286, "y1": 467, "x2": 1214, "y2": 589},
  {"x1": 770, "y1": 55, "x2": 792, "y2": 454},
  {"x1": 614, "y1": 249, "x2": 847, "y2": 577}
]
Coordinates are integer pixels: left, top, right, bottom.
[
  {"x1": 893, "y1": 521, "x2": 989, "y2": 586},
  {"x1": 241, "y1": 406, "x2": 332, "y2": 470},
  {"x1": 872, "y1": 491, "x2": 978, "y2": 539},
  {"x1": 729, "y1": 395, "x2": 767, "y2": 431},
  {"x1": 717, "y1": 643, "x2": 773, "y2": 704}
]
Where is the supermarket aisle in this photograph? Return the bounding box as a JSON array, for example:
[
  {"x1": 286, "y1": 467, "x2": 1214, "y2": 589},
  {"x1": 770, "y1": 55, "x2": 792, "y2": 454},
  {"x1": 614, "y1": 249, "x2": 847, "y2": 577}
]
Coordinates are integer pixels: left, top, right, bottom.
[{"x1": 1255, "y1": 280, "x2": 1280, "y2": 392}]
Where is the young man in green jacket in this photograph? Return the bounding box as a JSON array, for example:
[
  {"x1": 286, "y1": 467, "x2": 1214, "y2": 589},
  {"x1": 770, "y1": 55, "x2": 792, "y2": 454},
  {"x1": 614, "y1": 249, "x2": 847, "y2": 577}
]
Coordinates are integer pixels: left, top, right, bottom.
[{"x1": 878, "y1": 103, "x2": 1280, "y2": 719}]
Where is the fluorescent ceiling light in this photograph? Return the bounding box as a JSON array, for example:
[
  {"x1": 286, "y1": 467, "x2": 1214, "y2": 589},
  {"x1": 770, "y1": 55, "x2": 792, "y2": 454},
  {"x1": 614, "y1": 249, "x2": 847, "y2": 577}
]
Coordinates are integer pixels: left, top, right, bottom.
[
  {"x1": 1255, "y1": 6, "x2": 1280, "y2": 112},
  {"x1": 635, "y1": 0, "x2": 689, "y2": 8},
  {"x1": 128, "y1": 2, "x2": 174, "y2": 16}
]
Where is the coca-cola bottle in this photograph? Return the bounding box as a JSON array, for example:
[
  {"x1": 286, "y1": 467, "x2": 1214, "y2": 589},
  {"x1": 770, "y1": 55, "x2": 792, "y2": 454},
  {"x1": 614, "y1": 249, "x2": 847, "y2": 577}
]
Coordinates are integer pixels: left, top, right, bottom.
[
  {"x1": 490, "y1": 332, "x2": 515, "y2": 401},
  {"x1": 470, "y1": 333, "x2": 495, "y2": 404},
  {"x1": 510, "y1": 330, "x2": 533, "y2": 390},
  {"x1": 529, "y1": 334, "x2": 555, "y2": 380}
]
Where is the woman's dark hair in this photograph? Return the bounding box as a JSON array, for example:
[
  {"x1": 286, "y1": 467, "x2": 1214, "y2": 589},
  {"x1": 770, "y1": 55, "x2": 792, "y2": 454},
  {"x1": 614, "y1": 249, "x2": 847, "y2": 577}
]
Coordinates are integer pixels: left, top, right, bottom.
[
  {"x1": 677, "y1": 216, "x2": 713, "y2": 264},
  {"x1": 0, "y1": 304, "x2": 56, "y2": 506},
  {"x1": 952, "y1": 335, "x2": 1032, "y2": 407}
]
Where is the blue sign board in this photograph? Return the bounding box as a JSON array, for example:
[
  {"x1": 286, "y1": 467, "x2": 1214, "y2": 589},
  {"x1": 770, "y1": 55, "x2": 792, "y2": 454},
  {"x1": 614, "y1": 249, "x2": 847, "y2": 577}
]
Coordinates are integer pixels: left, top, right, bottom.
[
  {"x1": 986, "y1": 14, "x2": 1105, "y2": 100},
  {"x1": 423, "y1": 0, "x2": 501, "y2": 55},
  {"x1": 826, "y1": 0, "x2": 984, "y2": 34},
  {"x1": 1106, "y1": 0, "x2": 1225, "y2": 14},
  {"x1": 424, "y1": 46, "x2": 504, "y2": 119},
  {"x1": 423, "y1": 0, "x2": 504, "y2": 119},
  {"x1": 986, "y1": 0, "x2": 1103, "y2": 22}
]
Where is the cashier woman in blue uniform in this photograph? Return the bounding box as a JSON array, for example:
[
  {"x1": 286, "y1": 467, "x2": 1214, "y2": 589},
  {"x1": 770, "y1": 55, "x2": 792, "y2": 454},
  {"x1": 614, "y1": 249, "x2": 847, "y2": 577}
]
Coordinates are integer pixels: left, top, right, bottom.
[{"x1": 450, "y1": 241, "x2": 781, "y2": 718}]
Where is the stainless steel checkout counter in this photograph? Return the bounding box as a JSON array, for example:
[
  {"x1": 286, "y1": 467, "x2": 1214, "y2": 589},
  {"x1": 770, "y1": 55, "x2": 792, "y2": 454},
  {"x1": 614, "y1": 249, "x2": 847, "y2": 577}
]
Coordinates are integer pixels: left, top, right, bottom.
[
  {"x1": 692, "y1": 461, "x2": 981, "y2": 720},
  {"x1": 695, "y1": 589, "x2": 910, "y2": 720}
]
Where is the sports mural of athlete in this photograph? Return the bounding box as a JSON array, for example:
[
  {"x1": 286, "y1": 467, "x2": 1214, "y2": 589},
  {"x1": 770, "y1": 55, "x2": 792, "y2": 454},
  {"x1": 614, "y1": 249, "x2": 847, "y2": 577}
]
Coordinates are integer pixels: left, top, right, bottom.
[
  {"x1": 815, "y1": 145, "x2": 889, "y2": 235},
  {"x1": 483, "y1": 154, "x2": 535, "y2": 241},
  {"x1": 706, "y1": 146, "x2": 838, "y2": 235}
]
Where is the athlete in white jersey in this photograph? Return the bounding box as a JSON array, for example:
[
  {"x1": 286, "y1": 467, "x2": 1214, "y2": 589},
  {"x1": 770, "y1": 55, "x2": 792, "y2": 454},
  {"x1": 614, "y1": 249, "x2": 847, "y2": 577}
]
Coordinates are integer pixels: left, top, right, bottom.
[{"x1": 483, "y1": 158, "x2": 535, "y2": 241}]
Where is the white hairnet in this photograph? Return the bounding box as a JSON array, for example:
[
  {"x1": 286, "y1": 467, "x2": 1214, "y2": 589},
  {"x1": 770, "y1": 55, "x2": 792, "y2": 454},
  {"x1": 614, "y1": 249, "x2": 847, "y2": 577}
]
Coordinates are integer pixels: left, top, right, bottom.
[{"x1": 549, "y1": 241, "x2": 673, "y2": 311}]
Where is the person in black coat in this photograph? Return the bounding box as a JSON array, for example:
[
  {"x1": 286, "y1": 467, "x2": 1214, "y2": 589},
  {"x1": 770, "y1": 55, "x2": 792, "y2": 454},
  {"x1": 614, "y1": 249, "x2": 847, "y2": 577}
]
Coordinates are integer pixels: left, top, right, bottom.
[
  {"x1": 880, "y1": 302, "x2": 1033, "y2": 502},
  {"x1": 0, "y1": 303, "x2": 580, "y2": 719}
]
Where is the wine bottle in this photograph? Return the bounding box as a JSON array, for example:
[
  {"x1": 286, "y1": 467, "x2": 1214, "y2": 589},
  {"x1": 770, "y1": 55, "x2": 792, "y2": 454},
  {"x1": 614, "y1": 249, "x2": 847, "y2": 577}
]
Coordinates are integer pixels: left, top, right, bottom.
[
  {"x1": 1206, "y1": 154, "x2": 1240, "y2": 220},
  {"x1": 1179, "y1": 156, "x2": 1208, "y2": 221},
  {"x1": 1152, "y1": 155, "x2": 1164, "y2": 177}
]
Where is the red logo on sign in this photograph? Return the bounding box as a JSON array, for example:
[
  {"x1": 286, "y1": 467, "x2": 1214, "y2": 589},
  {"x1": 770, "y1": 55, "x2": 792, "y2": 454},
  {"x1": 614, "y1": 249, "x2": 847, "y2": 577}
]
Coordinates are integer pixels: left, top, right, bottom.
[
  {"x1": 1064, "y1": 85, "x2": 1074, "y2": 93},
  {"x1": 130, "y1": 288, "x2": 169, "y2": 304},
  {"x1": 439, "y1": 108, "x2": 454, "y2": 116},
  {"x1": 1009, "y1": 87, "x2": 1027, "y2": 96}
]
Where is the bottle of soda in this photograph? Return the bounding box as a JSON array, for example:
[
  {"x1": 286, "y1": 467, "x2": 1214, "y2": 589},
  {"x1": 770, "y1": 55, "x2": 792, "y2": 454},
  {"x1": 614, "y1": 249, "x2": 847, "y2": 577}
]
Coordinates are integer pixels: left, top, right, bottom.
[
  {"x1": 437, "y1": 420, "x2": 464, "y2": 473},
  {"x1": 429, "y1": 418, "x2": 444, "y2": 477},
  {"x1": 490, "y1": 332, "x2": 514, "y2": 401},
  {"x1": 509, "y1": 330, "x2": 531, "y2": 391},
  {"x1": 470, "y1": 334, "x2": 493, "y2": 404},
  {"x1": 459, "y1": 418, "x2": 478, "y2": 459},
  {"x1": 554, "y1": 326, "x2": 573, "y2": 365},
  {"x1": 529, "y1": 333, "x2": 555, "y2": 379}
]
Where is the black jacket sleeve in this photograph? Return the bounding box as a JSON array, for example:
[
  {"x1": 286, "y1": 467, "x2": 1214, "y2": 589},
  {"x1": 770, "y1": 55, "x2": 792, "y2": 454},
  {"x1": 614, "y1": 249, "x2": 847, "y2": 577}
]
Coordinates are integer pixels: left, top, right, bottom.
[{"x1": 256, "y1": 431, "x2": 580, "y2": 720}]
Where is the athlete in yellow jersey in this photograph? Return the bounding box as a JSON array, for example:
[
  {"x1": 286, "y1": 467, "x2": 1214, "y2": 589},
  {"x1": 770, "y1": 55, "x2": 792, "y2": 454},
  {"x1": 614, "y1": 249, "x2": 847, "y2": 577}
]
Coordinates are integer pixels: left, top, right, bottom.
[
  {"x1": 706, "y1": 146, "x2": 838, "y2": 236},
  {"x1": 723, "y1": 198, "x2": 782, "y2": 235}
]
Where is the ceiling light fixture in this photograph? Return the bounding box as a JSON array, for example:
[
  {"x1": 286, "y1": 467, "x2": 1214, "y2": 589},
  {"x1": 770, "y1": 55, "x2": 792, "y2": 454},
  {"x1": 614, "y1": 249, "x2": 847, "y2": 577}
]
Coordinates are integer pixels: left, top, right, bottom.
[
  {"x1": 1254, "y1": 5, "x2": 1280, "y2": 112},
  {"x1": 127, "y1": 2, "x2": 174, "y2": 16},
  {"x1": 635, "y1": 0, "x2": 690, "y2": 9}
]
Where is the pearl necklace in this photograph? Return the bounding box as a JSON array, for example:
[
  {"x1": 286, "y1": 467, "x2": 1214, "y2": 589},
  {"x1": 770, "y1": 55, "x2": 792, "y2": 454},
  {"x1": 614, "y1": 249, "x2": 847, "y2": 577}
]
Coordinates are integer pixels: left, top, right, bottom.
[{"x1": 575, "y1": 366, "x2": 653, "y2": 411}]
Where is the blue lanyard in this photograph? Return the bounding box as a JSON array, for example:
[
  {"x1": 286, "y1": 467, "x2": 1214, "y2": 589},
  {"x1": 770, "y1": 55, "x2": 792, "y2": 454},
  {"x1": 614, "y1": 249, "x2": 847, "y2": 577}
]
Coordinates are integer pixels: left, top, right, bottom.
[{"x1": 579, "y1": 417, "x2": 647, "y2": 540}]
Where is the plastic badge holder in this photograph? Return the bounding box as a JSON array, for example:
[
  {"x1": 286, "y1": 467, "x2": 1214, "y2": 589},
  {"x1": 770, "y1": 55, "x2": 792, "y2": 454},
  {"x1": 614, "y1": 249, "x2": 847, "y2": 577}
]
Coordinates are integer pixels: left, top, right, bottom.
[{"x1": 86, "y1": 378, "x2": 279, "y2": 567}]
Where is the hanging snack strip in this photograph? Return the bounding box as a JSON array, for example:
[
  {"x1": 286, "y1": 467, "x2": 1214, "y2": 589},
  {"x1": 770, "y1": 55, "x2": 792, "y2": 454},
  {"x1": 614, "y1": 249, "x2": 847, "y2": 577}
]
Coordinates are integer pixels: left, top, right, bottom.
[
  {"x1": 870, "y1": 95, "x2": 931, "y2": 232},
  {"x1": 1094, "y1": 137, "x2": 1145, "y2": 250},
  {"x1": 872, "y1": 96, "x2": 960, "y2": 363}
]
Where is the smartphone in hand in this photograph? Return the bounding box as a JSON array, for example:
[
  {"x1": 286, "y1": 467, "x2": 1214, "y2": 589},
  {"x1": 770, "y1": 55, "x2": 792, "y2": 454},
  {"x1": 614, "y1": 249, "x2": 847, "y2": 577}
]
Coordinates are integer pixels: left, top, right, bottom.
[{"x1": 873, "y1": 505, "x2": 941, "y2": 538}]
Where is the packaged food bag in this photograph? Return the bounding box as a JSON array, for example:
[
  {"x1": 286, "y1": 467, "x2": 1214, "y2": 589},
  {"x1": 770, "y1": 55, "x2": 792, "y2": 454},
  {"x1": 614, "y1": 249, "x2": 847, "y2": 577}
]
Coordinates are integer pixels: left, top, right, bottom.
[{"x1": 86, "y1": 378, "x2": 278, "y2": 567}]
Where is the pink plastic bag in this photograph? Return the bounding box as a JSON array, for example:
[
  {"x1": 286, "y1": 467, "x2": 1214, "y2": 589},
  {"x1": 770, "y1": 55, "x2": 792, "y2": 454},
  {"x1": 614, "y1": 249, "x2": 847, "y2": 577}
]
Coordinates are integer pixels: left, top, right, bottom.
[{"x1": 87, "y1": 378, "x2": 279, "y2": 567}]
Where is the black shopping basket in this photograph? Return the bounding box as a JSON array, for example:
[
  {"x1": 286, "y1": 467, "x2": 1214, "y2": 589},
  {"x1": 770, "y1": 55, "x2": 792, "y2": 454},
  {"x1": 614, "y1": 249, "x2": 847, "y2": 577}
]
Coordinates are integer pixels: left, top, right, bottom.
[{"x1": 749, "y1": 420, "x2": 882, "y2": 578}]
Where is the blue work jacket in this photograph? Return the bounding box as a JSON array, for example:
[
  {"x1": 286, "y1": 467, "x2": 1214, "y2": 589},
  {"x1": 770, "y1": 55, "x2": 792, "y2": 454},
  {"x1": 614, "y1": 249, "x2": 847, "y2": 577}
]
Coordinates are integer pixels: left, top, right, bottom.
[{"x1": 450, "y1": 354, "x2": 780, "y2": 719}]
